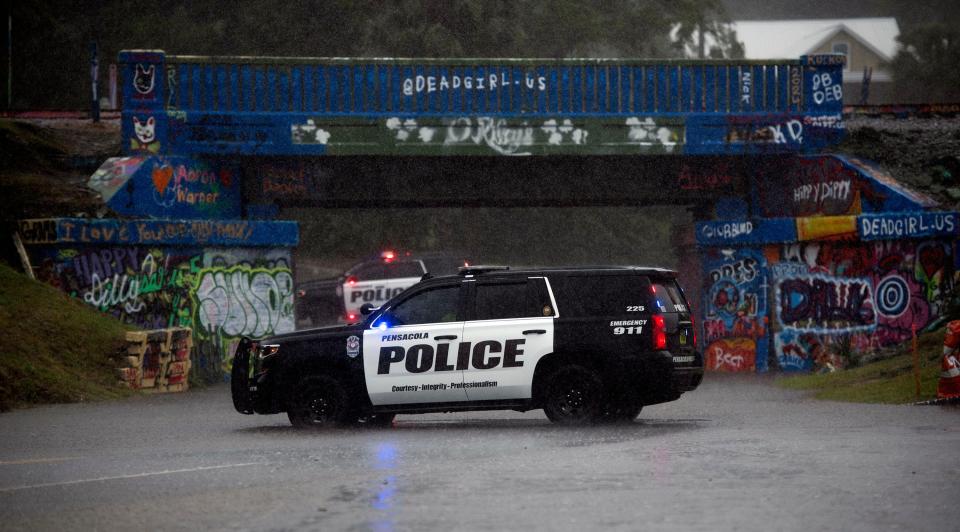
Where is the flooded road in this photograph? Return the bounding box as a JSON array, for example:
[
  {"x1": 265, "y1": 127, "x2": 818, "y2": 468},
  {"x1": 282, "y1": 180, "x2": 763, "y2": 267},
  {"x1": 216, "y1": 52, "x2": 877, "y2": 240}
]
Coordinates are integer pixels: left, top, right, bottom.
[{"x1": 0, "y1": 375, "x2": 957, "y2": 531}]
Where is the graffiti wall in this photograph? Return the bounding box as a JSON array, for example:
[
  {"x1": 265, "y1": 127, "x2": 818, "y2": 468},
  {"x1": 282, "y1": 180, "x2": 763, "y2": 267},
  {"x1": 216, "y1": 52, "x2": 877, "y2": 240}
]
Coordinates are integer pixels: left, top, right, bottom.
[
  {"x1": 770, "y1": 240, "x2": 955, "y2": 371},
  {"x1": 754, "y1": 156, "x2": 938, "y2": 218},
  {"x1": 88, "y1": 156, "x2": 241, "y2": 219},
  {"x1": 289, "y1": 115, "x2": 683, "y2": 156},
  {"x1": 701, "y1": 248, "x2": 770, "y2": 372},
  {"x1": 21, "y1": 219, "x2": 299, "y2": 383},
  {"x1": 191, "y1": 250, "x2": 295, "y2": 382}
]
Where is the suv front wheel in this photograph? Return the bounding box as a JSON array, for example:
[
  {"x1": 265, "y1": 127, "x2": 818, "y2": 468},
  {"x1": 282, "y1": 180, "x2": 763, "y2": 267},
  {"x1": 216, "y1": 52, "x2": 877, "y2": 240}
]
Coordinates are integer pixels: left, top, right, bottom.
[
  {"x1": 287, "y1": 376, "x2": 350, "y2": 428},
  {"x1": 542, "y1": 365, "x2": 604, "y2": 425}
]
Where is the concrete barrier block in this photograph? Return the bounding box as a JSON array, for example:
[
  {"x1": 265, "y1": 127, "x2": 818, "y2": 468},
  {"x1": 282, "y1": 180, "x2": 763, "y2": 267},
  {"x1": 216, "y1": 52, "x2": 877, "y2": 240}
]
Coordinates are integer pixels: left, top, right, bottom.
[
  {"x1": 119, "y1": 327, "x2": 194, "y2": 392},
  {"x1": 125, "y1": 331, "x2": 148, "y2": 343}
]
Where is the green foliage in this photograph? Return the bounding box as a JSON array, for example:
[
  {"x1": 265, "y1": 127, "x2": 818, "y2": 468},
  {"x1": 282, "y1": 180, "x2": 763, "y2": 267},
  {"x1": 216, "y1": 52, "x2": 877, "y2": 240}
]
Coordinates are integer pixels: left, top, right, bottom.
[
  {"x1": 0, "y1": 261, "x2": 133, "y2": 411},
  {"x1": 777, "y1": 327, "x2": 945, "y2": 404},
  {"x1": 890, "y1": 24, "x2": 960, "y2": 102}
]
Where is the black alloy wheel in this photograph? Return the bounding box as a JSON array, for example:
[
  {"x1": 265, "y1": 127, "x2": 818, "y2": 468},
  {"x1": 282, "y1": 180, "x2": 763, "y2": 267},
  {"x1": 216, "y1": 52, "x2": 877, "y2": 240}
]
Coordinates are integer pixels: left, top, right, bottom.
[
  {"x1": 543, "y1": 365, "x2": 604, "y2": 425},
  {"x1": 287, "y1": 376, "x2": 349, "y2": 428}
]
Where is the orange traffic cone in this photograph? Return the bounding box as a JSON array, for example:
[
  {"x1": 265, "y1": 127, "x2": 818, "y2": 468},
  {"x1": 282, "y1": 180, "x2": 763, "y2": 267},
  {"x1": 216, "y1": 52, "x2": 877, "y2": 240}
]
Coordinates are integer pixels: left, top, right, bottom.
[
  {"x1": 938, "y1": 321, "x2": 960, "y2": 399},
  {"x1": 938, "y1": 349, "x2": 960, "y2": 399}
]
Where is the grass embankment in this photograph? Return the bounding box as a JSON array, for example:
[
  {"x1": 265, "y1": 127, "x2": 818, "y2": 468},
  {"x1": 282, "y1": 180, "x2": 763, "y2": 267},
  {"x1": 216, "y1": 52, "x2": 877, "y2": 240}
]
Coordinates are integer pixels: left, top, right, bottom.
[
  {"x1": 776, "y1": 328, "x2": 947, "y2": 404},
  {"x1": 0, "y1": 262, "x2": 133, "y2": 411}
]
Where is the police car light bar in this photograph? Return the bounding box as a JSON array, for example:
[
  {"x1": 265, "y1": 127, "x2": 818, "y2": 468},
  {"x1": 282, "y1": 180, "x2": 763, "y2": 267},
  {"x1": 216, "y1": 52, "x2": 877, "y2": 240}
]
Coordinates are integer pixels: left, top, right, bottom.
[{"x1": 458, "y1": 265, "x2": 510, "y2": 275}]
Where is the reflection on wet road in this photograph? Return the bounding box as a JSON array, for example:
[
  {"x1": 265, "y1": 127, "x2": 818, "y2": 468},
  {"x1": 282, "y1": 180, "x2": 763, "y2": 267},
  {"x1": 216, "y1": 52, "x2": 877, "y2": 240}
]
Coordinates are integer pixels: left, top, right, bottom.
[{"x1": 0, "y1": 376, "x2": 957, "y2": 531}]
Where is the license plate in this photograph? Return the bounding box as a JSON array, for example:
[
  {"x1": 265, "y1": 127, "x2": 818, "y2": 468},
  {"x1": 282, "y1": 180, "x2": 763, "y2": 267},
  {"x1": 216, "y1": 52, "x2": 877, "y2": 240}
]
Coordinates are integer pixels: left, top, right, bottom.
[{"x1": 672, "y1": 355, "x2": 695, "y2": 364}]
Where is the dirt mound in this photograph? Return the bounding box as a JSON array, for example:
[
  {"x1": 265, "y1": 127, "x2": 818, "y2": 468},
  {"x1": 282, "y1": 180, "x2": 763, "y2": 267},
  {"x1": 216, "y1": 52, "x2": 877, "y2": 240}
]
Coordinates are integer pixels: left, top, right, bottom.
[
  {"x1": 0, "y1": 118, "x2": 121, "y2": 267},
  {"x1": 837, "y1": 117, "x2": 960, "y2": 209}
]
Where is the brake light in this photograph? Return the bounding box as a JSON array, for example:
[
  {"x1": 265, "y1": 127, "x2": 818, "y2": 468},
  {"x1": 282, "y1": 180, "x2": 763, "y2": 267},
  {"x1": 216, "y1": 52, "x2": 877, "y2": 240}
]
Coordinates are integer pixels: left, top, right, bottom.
[
  {"x1": 652, "y1": 315, "x2": 667, "y2": 350},
  {"x1": 690, "y1": 314, "x2": 697, "y2": 348},
  {"x1": 346, "y1": 276, "x2": 357, "y2": 286},
  {"x1": 382, "y1": 250, "x2": 395, "y2": 263}
]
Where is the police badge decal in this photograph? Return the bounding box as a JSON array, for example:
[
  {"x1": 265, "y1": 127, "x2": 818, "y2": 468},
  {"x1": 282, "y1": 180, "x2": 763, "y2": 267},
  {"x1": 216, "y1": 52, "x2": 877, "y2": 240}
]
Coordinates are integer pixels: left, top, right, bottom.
[{"x1": 346, "y1": 335, "x2": 360, "y2": 358}]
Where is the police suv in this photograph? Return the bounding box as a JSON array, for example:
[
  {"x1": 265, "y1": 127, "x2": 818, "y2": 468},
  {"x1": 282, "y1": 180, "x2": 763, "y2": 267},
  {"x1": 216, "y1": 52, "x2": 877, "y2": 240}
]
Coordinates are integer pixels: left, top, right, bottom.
[
  {"x1": 339, "y1": 251, "x2": 471, "y2": 321},
  {"x1": 296, "y1": 251, "x2": 469, "y2": 326},
  {"x1": 232, "y1": 266, "x2": 703, "y2": 427}
]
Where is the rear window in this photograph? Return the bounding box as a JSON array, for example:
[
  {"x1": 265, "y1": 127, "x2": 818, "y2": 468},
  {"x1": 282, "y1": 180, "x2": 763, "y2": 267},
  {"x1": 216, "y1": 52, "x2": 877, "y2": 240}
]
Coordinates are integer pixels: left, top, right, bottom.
[
  {"x1": 549, "y1": 275, "x2": 651, "y2": 318},
  {"x1": 351, "y1": 261, "x2": 425, "y2": 280},
  {"x1": 652, "y1": 281, "x2": 689, "y2": 313},
  {"x1": 422, "y1": 257, "x2": 466, "y2": 276}
]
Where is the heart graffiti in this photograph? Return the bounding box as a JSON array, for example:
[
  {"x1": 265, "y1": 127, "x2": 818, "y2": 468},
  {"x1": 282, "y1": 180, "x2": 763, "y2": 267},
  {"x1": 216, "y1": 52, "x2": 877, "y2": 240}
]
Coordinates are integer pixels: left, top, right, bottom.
[{"x1": 151, "y1": 165, "x2": 173, "y2": 194}]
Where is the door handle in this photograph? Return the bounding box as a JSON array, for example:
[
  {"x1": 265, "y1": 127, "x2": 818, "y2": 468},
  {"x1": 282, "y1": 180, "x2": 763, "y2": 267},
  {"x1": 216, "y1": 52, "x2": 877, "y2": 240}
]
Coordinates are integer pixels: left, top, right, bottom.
[
  {"x1": 435, "y1": 335, "x2": 458, "y2": 341},
  {"x1": 523, "y1": 329, "x2": 546, "y2": 335}
]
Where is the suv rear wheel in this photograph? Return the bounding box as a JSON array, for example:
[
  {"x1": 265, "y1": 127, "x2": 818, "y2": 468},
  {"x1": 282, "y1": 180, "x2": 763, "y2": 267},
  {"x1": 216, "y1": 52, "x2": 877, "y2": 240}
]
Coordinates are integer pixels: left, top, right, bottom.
[
  {"x1": 542, "y1": 365, "x2": 603, "y2": 425},
  {"x1": 287, "y1": 376, "x2": 349, "y2": 428}
]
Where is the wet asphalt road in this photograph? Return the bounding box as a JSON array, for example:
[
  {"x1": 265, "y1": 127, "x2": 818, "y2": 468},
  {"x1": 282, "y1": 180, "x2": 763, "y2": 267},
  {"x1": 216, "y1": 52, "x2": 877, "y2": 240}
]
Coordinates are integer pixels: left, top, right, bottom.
[{"x1": 0, "y1": 375, "x2": 958, "y2": 532}]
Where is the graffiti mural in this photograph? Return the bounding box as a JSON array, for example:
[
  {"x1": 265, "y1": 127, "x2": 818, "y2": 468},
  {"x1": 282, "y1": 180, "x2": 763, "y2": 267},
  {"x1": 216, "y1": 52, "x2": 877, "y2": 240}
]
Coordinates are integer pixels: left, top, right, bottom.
[
  {"x1": 770, "y1": 240, "x2": 955, "y2": 371},
  {"x1": 702, "y1": 248, "x2": 769, "y2": 372},
  {"x1": 192, "y1": 260, "x2": 294, "y2": 377},
  {"x1": 288, "y1": 116, "x2": 683, "y2": 156},
  {"x1": 26, "y1": 245, "x2": 295, "y2": 383},
  {"x1": 757, "y1": 156, "x2": 865, "y2": 217},
  {"x1": 87, "y1": 157, "x2": 241, "y2": 219},
  {"x1": 189, "y1": 253, "x2": 294, "y2": 380}
]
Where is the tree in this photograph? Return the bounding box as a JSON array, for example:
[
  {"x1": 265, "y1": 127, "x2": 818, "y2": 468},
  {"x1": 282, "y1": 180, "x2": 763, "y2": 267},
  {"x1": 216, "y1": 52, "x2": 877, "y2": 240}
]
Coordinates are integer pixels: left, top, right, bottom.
[
  {"x1": 669, "y1": 0, "x2": 744, "y2": 59},
  {"x1": 889, "y1": 24, "x2": 960, "y2": 102}
]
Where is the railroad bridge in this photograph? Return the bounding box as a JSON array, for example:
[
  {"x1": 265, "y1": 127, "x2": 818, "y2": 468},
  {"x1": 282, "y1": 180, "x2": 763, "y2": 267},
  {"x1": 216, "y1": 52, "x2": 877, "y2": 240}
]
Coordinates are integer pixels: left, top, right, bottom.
[{"x1": 18, "y1": 50, "x2": 960, "y2": 378}]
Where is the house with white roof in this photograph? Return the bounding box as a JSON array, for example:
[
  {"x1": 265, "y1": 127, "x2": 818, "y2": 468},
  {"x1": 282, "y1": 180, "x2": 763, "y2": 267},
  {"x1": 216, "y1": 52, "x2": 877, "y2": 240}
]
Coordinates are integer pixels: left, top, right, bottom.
[{"x1": 677, "y1": 18, "x2": 901, "y2": 104}]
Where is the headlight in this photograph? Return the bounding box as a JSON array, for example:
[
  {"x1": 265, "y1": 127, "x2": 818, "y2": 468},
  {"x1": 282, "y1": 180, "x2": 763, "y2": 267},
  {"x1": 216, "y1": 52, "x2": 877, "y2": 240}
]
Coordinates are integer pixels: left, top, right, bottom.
[{"x1": 258, "y1": 344, "x2": 281, "y2": 360}]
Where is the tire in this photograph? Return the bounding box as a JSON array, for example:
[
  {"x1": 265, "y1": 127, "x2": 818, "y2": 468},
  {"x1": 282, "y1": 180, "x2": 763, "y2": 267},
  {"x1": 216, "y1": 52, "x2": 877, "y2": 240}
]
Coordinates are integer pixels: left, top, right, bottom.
[
  {"x1": 287, "y1": 376, "x2": 350, "y2": 429},
  {"x1": 542, "y1": 365, "x2": 604, "y2": 425}
]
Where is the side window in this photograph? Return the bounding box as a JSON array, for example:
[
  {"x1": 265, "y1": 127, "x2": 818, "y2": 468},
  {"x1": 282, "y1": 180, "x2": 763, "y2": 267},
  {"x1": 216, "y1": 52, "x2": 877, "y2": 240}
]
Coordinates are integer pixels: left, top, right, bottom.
[
  {"x1": 422, "y1": 258, "x2": 462, "y2": 276},
  {"x1": 550, "y1": 275, "x2": 650, "y2": 317},
  {"x1": 352, "y1": 262, "x2": 387, "y2": 280},
  {"x1": 385, "y1": 285, "x2": 460, "y2": 326},
  {"x1": 474, "y1": 282, "x2": 540, "y2": 320}
]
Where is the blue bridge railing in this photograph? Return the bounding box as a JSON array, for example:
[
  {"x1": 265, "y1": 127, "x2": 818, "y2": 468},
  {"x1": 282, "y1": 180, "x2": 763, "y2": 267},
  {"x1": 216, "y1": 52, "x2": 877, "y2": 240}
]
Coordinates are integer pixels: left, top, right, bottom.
[{"x1": 121, "y1": 51, "x2": 844, "y2": 156}]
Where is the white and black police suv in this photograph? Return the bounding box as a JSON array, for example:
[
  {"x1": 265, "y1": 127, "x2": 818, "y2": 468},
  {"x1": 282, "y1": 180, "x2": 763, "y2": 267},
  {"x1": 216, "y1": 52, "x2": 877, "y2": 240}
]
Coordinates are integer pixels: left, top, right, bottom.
[{"x1": 232, "y1": 266, "x2": 704, "y2": 427}]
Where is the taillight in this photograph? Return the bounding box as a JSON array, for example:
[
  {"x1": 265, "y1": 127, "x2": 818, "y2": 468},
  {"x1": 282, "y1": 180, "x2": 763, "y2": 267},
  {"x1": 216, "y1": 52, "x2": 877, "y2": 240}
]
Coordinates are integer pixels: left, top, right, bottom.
[
  {"x1": 346, "y1": 276, "x2": 358, "y2": 286},
  {"x1": 690, "y1": 314, "x2": 697, "y2": 349},
  {"x1": 382, "y1": 250, "x2": 396, "y2": 263},
  {"x1": 347, "y1": 313, "x2": 357, "y2": 322},
  {"x1": 652, "y1": 315, "x2": 667, "y2": 350}
]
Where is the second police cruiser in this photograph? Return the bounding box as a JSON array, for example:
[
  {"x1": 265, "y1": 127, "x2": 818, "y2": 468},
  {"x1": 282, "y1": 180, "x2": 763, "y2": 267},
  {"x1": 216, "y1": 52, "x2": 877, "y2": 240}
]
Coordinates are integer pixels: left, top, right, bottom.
[{"x1": 233, "y1": 265, "x2": 703, "y2": 427}]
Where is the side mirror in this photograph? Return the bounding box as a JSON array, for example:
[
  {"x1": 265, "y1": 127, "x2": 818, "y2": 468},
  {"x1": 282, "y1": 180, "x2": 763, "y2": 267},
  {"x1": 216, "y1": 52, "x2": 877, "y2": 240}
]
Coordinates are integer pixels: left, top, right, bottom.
[{"x1": 360, "y1": 303, "x2": 377, "y2": 316}]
